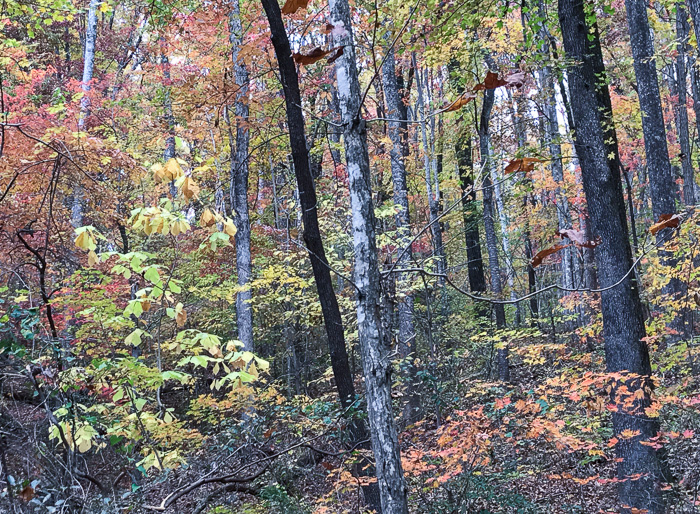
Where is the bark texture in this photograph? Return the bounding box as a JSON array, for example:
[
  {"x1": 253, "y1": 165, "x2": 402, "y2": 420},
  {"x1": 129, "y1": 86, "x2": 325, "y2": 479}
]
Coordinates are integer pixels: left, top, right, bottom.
[
  {"x1": 259, "y1": 0, "x2": 381, "y2": 510},
  {"x1": 229, "y1": 0, "x2": 254, "y2": 352},
  {"x1": 478, "y1": 85, "x2": 508, "y2": 381},
  {"x1": 558, "y1": 2, "x2": 668, "y2": 511},
  {"x1": 328, "y1": 0, "x2": 409, "y2": 510},
  {"x1": 674, "y1": 4, "x2": 696, "y2": 205},
  {"x1": 382, "y1": 46, "x2": 420, "y2": 424}
]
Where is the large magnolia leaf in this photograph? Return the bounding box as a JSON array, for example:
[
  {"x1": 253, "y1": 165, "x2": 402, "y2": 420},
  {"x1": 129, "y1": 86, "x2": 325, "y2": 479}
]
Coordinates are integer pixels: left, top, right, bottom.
[
  {"x1": 292, "y1": 46, "x2": 342, "y2": 65},
  {"x1": 439, "y1": 92, "x2": 477, "y2": 112},
  {"x1": 504, "y1": 157, "x2": 542, "y2": 174}
]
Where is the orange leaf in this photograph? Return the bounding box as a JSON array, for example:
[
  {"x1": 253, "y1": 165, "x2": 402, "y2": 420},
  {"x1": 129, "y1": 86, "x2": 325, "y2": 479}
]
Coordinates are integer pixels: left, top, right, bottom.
[
  {"x1": 18, "y1": 485, "x2": 34, "y2": 501},
  {"x1": 531, "y1": 244, "x2": 569, "y2": 268},
  {"x1": 327, "y1": 46, "x2": 344, "y2": 64},
  {"x1": 649, "y1": 213, "x2": 680, "y2": 235},
  {"x1": 281, "y1": 0, "x2": 309, "y2": 14},
  {"x1": 440, "y1": 92, "x2": 477, "y2": 112},
  {"x1": 504, "y1": 157, "x2": 542, "y2": 174}
]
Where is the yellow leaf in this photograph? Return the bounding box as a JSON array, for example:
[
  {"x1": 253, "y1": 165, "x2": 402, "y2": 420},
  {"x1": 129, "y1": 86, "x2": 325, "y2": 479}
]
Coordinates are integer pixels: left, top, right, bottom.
[
  {"x1": 75, "y1": 231, "x2": 90, "y2": 250},
  {"x1": 87, "y1": 250, "x2": 99, "y2": 266},
  {"x1": 164, "y1": 158, "x2": 183, "y2": 181},
  {"x1": 223, "y1": 219, "x2": 237, "y2": 237},
  {"x1": 180, "y1": 176, "x2": 200, "y2": 200},
  {"x1": 200, "y1": 208, "x2": 216, "y2": 227}
]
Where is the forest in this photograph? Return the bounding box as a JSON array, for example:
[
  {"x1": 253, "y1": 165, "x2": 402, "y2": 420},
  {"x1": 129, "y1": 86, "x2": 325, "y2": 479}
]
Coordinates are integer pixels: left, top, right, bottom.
[{"x1": 0, "y1": 0, "x2": 699, "y2": 511}]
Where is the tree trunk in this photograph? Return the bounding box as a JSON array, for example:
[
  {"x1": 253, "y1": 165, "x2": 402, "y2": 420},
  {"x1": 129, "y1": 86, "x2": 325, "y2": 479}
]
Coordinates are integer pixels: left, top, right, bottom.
[
  {"x1": 624, "y1": 0, "x2": 680, "y2": 219},
  {"x1": 72, "y1": 0, "x2": 100, "y2": 228},
  {"x1": 327, "y1": 0, "x2": 409, "y2": 510},
  {"x1": 478, "y1": 85, "x2": 508, "y2": 381},
  {"x1": 674, "y1": 4, "x2": 696, "y2": 205},
  {"x1": 382, "y1": 45, "x2": 420, "y2": 424},
  {"x1": 558, "y1": 2, "x2": 669, "y2": 512},
  {"x1": 228, "y1": 0, "x2": 254, "y2": 352},
  {"x1": 414, "y1": 58, "x2": 446, "y2": 279},
  {"x1": 259, "y1": 1, "x2": 382, "y2": 510},
  {"x1": 455, "y1": 133, "x2": 487, "y2": 295}
]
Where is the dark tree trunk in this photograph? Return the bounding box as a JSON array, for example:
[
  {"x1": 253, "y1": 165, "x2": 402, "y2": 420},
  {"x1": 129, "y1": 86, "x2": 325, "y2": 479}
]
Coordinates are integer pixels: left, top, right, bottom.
[
  {"x1": 259, "y1": 1, "x2": 383, "y2": 511},
  {"x1": 228, "y1": 0, "x2": 254, "y2": 352},
  {"x1": 674, "y1": 4, "x2": 696, "y2": 205},
  {"x1": 625, "y1": 0, "x2": 679, "y2": 218},
  {"x1": 478, "y1": 85, "x2": 508, "y2": 381},
  {"x1": 558, "y1": 2, "x2": 669, "y2": 512},
  {"x1": 455, "y1": 134, "x2": 487, "y2": 294}
]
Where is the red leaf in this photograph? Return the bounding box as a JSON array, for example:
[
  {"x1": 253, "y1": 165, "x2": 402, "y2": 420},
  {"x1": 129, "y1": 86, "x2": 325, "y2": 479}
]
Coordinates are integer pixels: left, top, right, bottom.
[
  {"x1": 649, "y1": 213, "x2": 681, "y2": 235},
  {"x1": 474, "y1": 71, "x2": 508, "y2": 91},
  {"x1": 281, "y1": 0, "x2": 310, "y2": 14},
  {"x1": 531, "y1": 244, "x2": 569, "y2": 268}
]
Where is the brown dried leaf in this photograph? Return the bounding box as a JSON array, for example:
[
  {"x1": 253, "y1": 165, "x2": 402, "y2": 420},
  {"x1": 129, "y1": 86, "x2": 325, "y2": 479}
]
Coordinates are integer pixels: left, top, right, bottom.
[
  {"x1": 18, "y1": 485, "x2": 34, "y2": 502},
  {"x1": 557, "y1": 229, "x2": 601, "y2": 248},
  {"x1": 505, "y1": 71, "x2": 527, "y2": 88},
  {"x1": 531, "y1": 244, "x2": 569, "y2": 268},
  {"x1": 474, "y1": 71, "x2": 509, "y2": 91},
  {"x1": 327, "y1": 46, "x2": 344, "y2": 64},
  {"x1": 440, "y1": 92, "x2": 477, "y2": 112},
  {"x1": 504, "y1": 157, "x2": 542, "y2": 174},
  {"x1": 281, "y1": 0, "x2": 309, "y2": 14},
  {"x1": 649, "y1": 213, "x2": 681, "y2": 235},
  {"x1": 293, "y1": 46, "x2": 336, "y2": 65}
]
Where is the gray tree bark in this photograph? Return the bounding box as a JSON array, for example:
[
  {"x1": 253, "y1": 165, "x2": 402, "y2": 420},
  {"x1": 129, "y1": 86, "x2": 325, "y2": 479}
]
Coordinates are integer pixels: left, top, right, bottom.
[
  {"x1": 674, "y1": 4, "x2": 696, "y2": 205},
  {"x1": 624, "y1": 0, "x2": 680, "y2": 218},
  {"x1": 559, "y1": 2, "x2": 669, "y2": 512},
  {"x1": 328, "y1": 0, "x2": 409, "y2": 510},
  {"x1": 382, "y1": 46, "x2": 420, "y2": 424},
  {"x1": 228, "y1": 0, "x2": 254, "y2": 352}
]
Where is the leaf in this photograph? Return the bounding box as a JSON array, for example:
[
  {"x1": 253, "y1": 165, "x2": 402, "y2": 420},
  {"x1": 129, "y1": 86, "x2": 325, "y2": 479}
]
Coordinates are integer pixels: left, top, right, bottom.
[
  {"x1": 223, "y1": 219, "x2": 237, "y2": 237},
  {"x1": 144, "y1": 266, "x2": 160, "y2": 284},
  {"x1": 180, "y1": 177, "x2": 200, "y2": 200},
  {"x1": 649, "y1": 213, "x2": 680, "y2": 235},
  {"x1": 474, "y1": 71, "x2": 508, "y2": 91},
  {"x1": 557, "y1": 229, "x2": 601, "y2": 248},
  {"x1": 200, "y1": 208, "x2": 216, "y2": 227},
  {"x1": 504, "y1": 157, "x2": 542, "y2": 174},
  {"x1": 327, "y1": 46, "x2": 344, "y2": 64},
  {"x1": 505, "y1": 71, "x2": 527, "y2": 87},
  {"x1": 531, "y1": 244, "x2": 569, "y2": 267},
  {"x1": 87, "y1": 250, "x2": 99, "y2": 266},
  {"x1": 125, "y1": 329, "x2": 143, "y2": 347},
  {"x1": 164, "y1": 158, "x2": 184, "y2": 181},
  {"x1": 439, "y1": 92, "x2": 477, "y2": 112},
  {"x1": 176, "y1": 307, "x2": 187, "y2": 327},
  {"x1": 293, "y1": 46, "x2": 341, "y2": 65},
  {"x1": 134, "y1": 398, "x2": 147, "y2": 411},
  {"x1": 281, "y1": 0, "x2": 309, "y2": 14}
]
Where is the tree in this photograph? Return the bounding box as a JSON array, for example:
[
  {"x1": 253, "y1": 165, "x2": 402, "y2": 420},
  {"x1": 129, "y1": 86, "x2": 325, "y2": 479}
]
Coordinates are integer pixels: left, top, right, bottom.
[
  {"x1": 328, "y1": 0, "x2": 409, "y2": 509},
  {"x1": 558, "y1": 0, "x2": 669, "y2": 511},
  {"x1": 228, "y1": 0, "x2": 254, "y2": 351}
]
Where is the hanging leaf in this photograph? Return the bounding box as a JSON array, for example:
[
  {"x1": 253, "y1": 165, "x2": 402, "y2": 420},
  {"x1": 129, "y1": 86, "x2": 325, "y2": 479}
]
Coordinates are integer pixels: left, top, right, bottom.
[
  {"x1": 327, "y1": 46, "x2": 344, "y2": 64},
  {"x1": 293, "y1": 46, "x2": 341, "y2": 65},
  {"x1": 87, "y1": 250, "x2": 99, "y2": 266},
  {"x1": 474, "y1": 71, "x2": 508, "y2": 91},
  {"x1": 223, "y1": 219, "x2": 237, "y2": 237},
  {"x1": 439, "y1": 92, "x2": 477, "y2": 112},
  {"x1": 164, "y1": 158, "x2": 184, "y2": 181},
  {"x1": 505, "y1": 71, "x2": 527, "y2": 88},
  {"x1": 281, "y1": 0, "x2": 309, "y2": 14},
  {"x1": 556, "y1": 229, "x2": 600, "y2": 248},
  {"x1": 649, "y1": 213, "x2": 681, "y2": 235},
  {"x1": 200, "y1": 208, "x2": 216, "y2": 227},
  {"x1": 531, "y1": 244, "x2": 569, "y2": 268},
  {"x1": 504, "y1": 157, "x2": 542, "y2": 174},
  {"x1": 180, "y1": 177, "x2": 200, "y2": 200}
]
